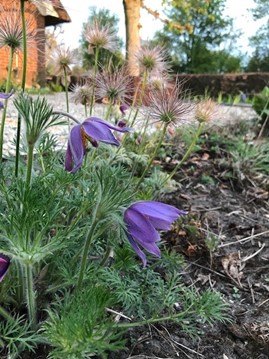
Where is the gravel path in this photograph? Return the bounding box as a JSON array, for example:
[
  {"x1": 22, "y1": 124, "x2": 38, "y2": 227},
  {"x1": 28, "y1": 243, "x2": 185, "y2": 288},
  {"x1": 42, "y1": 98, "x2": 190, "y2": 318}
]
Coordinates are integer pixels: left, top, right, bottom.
[{"x1": 2, "y1": 93, "x2": 258, "y2": 157}]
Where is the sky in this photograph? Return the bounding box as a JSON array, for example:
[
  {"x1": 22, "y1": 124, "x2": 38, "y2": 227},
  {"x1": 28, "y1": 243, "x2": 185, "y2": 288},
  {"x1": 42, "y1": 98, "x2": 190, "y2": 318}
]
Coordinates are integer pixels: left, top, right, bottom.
[{"x1": 57, "y1": 0, "x2": 264, "y2": 56}]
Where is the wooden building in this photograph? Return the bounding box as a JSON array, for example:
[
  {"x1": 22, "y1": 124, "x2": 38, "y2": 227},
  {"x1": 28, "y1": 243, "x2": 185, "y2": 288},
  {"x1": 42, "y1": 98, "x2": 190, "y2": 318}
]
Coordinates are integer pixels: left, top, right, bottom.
[{"x1": 0, "y1": 0, "x2": 71, "y2": 87}]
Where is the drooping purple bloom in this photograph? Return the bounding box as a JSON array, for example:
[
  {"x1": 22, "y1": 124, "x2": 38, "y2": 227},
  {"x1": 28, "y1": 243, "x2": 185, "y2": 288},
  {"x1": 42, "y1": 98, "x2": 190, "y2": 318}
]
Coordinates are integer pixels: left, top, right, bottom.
[
  {"x1": 0, "y1": 254, "x2": 10, "y2": 282},
  {"x1": 65, "y1": 117, "x2": 131, "y2": 173},
  {"x1": 124, "y1": 201, "x2": 187, "y2": 267},
  {"x1": 0, "y1": 91, "x2": 14, "y2": 109},
  {"x1": 119, "y1": 104, "x2": 129, "y2": 115}
]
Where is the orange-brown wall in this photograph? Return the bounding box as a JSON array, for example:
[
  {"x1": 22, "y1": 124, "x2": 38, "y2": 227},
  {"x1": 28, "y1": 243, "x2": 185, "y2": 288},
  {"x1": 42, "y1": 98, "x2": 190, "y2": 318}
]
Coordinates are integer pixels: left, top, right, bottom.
[{"x1": 0, "y1": 0, "x2": 46, "y2": 88}]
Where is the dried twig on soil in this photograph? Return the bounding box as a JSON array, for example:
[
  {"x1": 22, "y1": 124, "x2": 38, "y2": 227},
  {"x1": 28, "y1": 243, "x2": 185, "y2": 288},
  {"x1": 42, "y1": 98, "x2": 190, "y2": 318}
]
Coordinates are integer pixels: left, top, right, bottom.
[
  {"x1": 247, "y1": 277, "x2": 256, "y2": 304},
  {"x1": 152, "y1": 324, "x2": 205, "y2": 359},
  {"x1": 258, "y1": 298, "x2": 269, "y2": 307},
  {"x1": 218, "y1": 230, "x2": 269, "y2": 248},
  {"x1": 242, "y1": 243, "x2": 265, "y2": 262}
]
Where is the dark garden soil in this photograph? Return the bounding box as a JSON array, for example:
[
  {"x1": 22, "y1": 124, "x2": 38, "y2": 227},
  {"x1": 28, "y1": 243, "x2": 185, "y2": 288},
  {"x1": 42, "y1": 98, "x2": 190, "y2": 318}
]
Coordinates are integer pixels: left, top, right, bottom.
[{"x1": 108, "y1": 131, "x2": 269, "y2": 359}]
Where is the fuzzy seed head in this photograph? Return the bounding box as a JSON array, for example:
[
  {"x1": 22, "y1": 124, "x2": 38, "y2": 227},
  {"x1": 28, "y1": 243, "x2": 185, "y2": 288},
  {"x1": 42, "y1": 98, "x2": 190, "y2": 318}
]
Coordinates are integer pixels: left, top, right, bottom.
[
  {"x1": 195, "y1": 98, "x2": 217, "y2": 123},
  {"x1": 84, "y1": 21, "x2": 118, "y2": 53},
  {"x1": 95, "y1": 67, "x2": 133, "y2": 104},
  {"x1": 136, "y1": 45, "x2": 169, "y2": 75},
  {"x1": 71, "y1": 83, "x2": 92, "y2": 106},
  {"x1": 0, "y1": 6, "x2": 35, "y2": 51},
  {"x1": 147, "y1": 73, "x2": 173, "y2": 91},
  {"x1": 51, "y1": 46, "x2": 77, "y2": 76},
  {"x1": 146, "y1": 83, "x2": 191, "y2": 124}
]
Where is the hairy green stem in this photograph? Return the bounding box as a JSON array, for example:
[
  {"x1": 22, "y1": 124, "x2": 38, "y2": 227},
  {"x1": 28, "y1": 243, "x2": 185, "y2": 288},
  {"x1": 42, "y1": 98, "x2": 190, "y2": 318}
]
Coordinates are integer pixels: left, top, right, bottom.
[
  {"x1": 63, "y1": 67, "x2": 69, "y2": 113},
  {"x1": 52, "y1": 111, "x2": 80, "y2": 124},
  {"x1": 0, "y1": 306, "x2": 15, "y2": 322},
  {"x1": 118, "y1": 308, "x2": 195, "y2": 329},
  {"x1": 24, "y1": 264, "x2": 37, "y2": 329},
  {"x1": 90, "y1": 46, "x2": 99, "y2": 115},
  {"x1": 20, "y1": 0, "x2": 27, "y2": 91},
  {"x1": 162, "y1": 122, "x2": 204, "y2": 186},
  {"x1": 0, "y1": 49, "x2": 14, "y2": 161},
  {"x1": 105, "y1": 101, "x2": 114, "y2": 121},
  {"x1": 134, "y1": 123, "x2": 168, "y2": 191},
  {"x1": 119, "y1": 71, "x2": 148, "y2": 151},
  {"x1": 15, "y1": 0, "x2": 28, "y2": 176},
  {"x1": 129, "y1": 71, "x2": 148, "y2": 128},
  {"x1": 84, "y1": 104, "x2": 88, "y2": 118},
  {"x1": 39, "y1": 153, "x2": 46, "y2": 174},
  {"x1": 99, "y1": 246, "x2": 113, "y2": 267},
  {"x1": 26, "y1": 143, "x2": 34, "y2": 186},
  {"x1": 138, "y1": 116, "x2": 151, "y2": 154},
  {"x1": 15, "y1": 262, "x2": 25, "y2": 306},
  {"x1": 77, "y1": 221, "x2": 98, "y2": 290}
]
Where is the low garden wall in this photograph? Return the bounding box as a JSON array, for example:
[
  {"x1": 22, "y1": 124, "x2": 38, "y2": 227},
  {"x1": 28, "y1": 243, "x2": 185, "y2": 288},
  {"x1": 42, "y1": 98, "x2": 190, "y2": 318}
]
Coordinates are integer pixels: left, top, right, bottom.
[
  {"x1": 176, "y1": 72, "x2": 269, "y2": 98},
  {"x1": 52, "y1": 72, "x2": 269, "y2": 100}
]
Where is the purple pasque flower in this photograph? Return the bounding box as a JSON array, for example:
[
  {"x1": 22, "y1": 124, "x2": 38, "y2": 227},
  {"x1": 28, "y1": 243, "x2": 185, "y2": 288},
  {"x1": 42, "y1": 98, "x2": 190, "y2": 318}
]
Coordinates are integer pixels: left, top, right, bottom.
[
  {"x1": 65, "y1": 117, "x2": 131, "y2": 173},
  {"x1": 0, "y1": 254, "x2": 10, "y2": 282},
  {"x1": 124, "y1": 201, "x2": 187, "y2": 267},
  {"x1": 0, "y1": 91, "x2": 14, "y2": 109}
]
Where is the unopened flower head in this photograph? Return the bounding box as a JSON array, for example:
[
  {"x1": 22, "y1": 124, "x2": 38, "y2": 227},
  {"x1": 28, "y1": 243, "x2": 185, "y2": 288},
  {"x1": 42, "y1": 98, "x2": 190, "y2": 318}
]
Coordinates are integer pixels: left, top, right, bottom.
[
  {"x1": 136, "y1": 45, "x2": 169, "y2": 75},
  {"x1": 120, "y1": 104, "x2": 129, "y2": 115},
  {"x1": 0, "y1": 6, "x2": 35, "y2": 51},
  {"x1": 84, "y1": 21, "x2": 118, "y2": 54},
  {"x1": 95, "y1": 67, "x2": 133, "y2": 105},
  {"x1": 195, "y1": 98, "x2": 217, "y2": 123},
  {"x1": 52, "y1": 46, "x2": 76, "y2": 76},
  {"x1": 146, "y1": 83, "x2": 191, "y2": 125},
  {"x1": 71, "y1": 83, "x2": 92, "y2": 106},
  {"x1": 0, "y1": 90, "x2": 14, "y2": 109}
]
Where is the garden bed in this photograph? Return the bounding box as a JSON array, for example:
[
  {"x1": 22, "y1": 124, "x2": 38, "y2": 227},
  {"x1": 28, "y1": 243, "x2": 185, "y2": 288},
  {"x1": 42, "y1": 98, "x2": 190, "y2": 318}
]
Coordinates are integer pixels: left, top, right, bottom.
[{"x1": 107, "y1": 126, "x2": 269, "y2": 359}]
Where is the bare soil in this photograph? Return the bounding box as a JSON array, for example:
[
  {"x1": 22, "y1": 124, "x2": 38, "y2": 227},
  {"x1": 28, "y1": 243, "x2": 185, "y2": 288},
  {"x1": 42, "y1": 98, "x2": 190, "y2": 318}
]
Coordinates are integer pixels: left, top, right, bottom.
[{"x1": 108, "y1": 129, "x2": 269, "y2": 359}]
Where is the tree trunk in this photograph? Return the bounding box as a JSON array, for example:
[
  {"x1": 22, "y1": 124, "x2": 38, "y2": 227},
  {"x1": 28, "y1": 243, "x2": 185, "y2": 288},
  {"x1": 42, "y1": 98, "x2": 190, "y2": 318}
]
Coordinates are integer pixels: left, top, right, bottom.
[{"x1": 123, "y1": 0, "x2": 141, "y2": 76}]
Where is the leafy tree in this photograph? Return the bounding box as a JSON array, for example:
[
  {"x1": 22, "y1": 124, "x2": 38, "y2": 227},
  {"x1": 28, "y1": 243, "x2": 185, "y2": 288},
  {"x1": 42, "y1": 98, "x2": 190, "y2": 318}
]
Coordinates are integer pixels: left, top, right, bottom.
[
  {"x1": 252, "y1": 0, "x2": 269, "y2": 20},
  {"x1": 247, "y1": 24, "x2": 269, "y2": 71},
  {"x1": 153, "y1": 0, "x2": 239, "y2": 73},
  {"x1": 80, "y1": 7, "x2": 124, "y2": 70},
  {"x1": 247, "y1": 0, "x2": 269, "y2": 71},
  {"x1": 123, "y1": 0, "x2": 193, "y2": 75}
]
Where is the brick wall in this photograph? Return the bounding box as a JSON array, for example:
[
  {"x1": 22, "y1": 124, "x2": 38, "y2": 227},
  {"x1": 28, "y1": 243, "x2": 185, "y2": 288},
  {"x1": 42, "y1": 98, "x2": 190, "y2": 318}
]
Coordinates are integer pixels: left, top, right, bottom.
[{"x1": 0, "y1": 1, "x2": 46, "y2": 88}]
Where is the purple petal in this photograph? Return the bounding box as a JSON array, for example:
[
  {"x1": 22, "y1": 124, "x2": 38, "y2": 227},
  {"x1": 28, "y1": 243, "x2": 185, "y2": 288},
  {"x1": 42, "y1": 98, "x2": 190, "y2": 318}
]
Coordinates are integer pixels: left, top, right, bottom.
[
  {"x1": 130, "y1": 201, "x2": 187, "y2": 230},
  {"x1": 83, "y1": 119, "x2": 120, "y2": 146},
  {"x1": 66, "y1": 125, "x2": 85, "y2": 173},
  {"x1": 0, "y1": 102, "x2": 3, "y2": 110},
  {"x1": 124, "y1": 207, "x2": 160, "y2": 243},
  {"x1": 0, "y1": 90, "x2": 14, "y2": 100},
  {"x1": 88, "y1": 117, "x2": 132, "y2": 133},
  {"x1": 0, "y1": 254, "x2": 10, "y2": 282},
  {"x1": 64, "y1": 142, "x2": 73, "y2": 172},
  {"x1": 134, "y1": 236, "x2": 161, "y2": 258},
  {"x1": 126, "y1": 233, "x2": 147, "y2": 267}
]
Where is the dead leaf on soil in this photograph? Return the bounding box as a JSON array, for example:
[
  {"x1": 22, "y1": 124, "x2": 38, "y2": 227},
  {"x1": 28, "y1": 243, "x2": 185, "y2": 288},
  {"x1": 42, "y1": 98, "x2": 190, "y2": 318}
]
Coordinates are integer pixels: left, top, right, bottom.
[
  {"x1": 244, "y1": 321, "x2": 269, "y2": 344},
  {"x1": 201, "y1": 152, "x2": 210, "y2": 160},
  {"x1": 186, "y1": 242, "x2": 199, "y2": 256},
  {"x1": 221, "y1": 252, "x2": 245, "y2": 287},
  {"x1": 179, "y1": 193, "x2": 191, "y2": 201}
]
